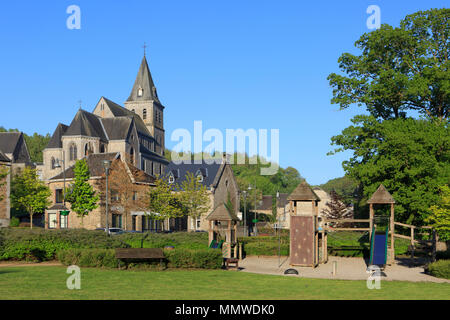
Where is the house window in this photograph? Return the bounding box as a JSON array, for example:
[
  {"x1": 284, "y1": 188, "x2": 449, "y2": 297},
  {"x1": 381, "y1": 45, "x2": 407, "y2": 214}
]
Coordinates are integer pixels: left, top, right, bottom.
[
  {"x1": 112, "y1": 214, "x2": 122, "y2": 228},
  {"x1": 69, "y1": 143, "x2": 77, "y2": 161},
  {"x1": 60, "y1": 214, "x2": 68, "y2": 229},
  {"x1": 168, "y1": 173, "x2": 175, "y2": 184},
  {"x1": 55, "y1": 189, "x2": 63, "y2": 204},
  {"x1": 143, "y1": 109, "x2": 147, "y2": 120},
  {"x1": 48, "y1": 213, "x2": 57, "y2": 229},
  {"x1": 196, "y1": 218, "x2": 201, "y2": 229},
  {"x1": 130, "y1": 147, "x2": 135, "y2": 165},
  {"x1": 141, "y1": 158, "x2": 146, "y2": 172},
  {"x1": 100, "y1": 144, "x2": 106, "y2": 153},
  {"x1": 132, "y1": 192, "x2": 138, "y2": 201}
]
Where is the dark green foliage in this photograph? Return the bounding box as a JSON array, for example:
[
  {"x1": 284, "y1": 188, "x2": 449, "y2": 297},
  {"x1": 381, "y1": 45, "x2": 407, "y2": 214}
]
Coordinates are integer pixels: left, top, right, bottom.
[
  {"x1": 116, "y1": 231, "x2": 209, "y2": 250},
  {"x1": 9, "y1": 217, "x2": 20, "y2": 227},
  {"x1": 164, "y1": 248, "x2": 223, "y2": 269},
  {"x1": 426, "y1": 260, "x2": 450, "y2": 279},
  {"x1": 0, "y1": 228, "x2": 127, "y2": 261},
  {"x1": 57, "y1": 249, "x2": 121, "y2": 268},
  {"x1": 319, "y1": 176, "x2": 359, "y2": 205}
]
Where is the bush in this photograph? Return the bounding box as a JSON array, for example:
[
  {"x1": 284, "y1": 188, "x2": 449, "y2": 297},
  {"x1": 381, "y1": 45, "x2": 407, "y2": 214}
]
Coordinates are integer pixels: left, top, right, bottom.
[
  {"x1": 57, "y1": 249, "x2": 121, "y2": 268},
  {"x1": 57, "y1": 248, "x2": 223, "y2": 269},
  {"x1": 427, "y1": 260, "x2": 450, "y2": 279},
  {"x1": 9, "y1": 217, "x2": 20, "y2": 227},
  {"x1": 164, "y1": 248, "x2": 223, "y2": 269},
  {"x1": 117, "y1": 231, "x2": 208, "y2": 250},
  {"x1": 0, "y1": 228, "x2": 128, "y2": 261}
]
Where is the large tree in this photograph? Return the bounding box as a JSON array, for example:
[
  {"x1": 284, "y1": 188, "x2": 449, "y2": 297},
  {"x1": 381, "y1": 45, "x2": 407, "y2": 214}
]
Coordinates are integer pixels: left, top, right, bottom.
[
  {"x1": 179, "y1": 171, "x2": 210, "y2": 231},
  {"x1": 329, "y1": 116, "x2": 449, "y2": 225},
  {"x1": 10, "y1": 167, "x2": 51, "y2": 228},
  {"x1": 328, "y1": 8, "x2": 449, "y2": 121},
  {"x1": 65, "y1": 159, "x2": 99, "y2": 227},
  {"x1": 425, "y1": 185, "x2": 450, "y2": 241}
]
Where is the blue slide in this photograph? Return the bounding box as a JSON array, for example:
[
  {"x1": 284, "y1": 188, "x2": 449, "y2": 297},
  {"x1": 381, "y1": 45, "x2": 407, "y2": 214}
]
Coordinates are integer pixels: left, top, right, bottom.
[{"x1": 369, "y1": 226, "x2": 388, "y2": 266}]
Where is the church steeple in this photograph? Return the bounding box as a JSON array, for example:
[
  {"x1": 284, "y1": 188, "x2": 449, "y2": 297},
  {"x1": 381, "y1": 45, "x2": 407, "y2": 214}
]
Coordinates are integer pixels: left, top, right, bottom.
[{"x1": 126, "y1": 55, "x2": 160, "y2": 103}]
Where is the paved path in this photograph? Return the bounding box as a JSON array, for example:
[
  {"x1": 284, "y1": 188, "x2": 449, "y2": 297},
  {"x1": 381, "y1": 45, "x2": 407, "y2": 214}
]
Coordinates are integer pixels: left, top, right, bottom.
[
  {"x1": 239, "y1": 256, "x2": 450, "y2": 283},
  {"x1": 0, "y1": 261, "x2": 62, "y2": 268}
]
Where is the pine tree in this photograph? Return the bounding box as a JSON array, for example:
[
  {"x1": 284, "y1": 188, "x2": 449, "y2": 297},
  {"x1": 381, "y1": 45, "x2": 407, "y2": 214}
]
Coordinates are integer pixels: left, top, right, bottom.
[{"x1": 65, "y1": 159, "x2": 99, "y2": 227}]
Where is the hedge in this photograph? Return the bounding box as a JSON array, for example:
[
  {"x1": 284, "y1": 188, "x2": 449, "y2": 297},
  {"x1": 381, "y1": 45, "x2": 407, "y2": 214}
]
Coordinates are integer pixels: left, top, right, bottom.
[
  {"x1": 0, "y1": 228, "x2": 127, "y2": 262},
  {"x1": 57, "y1": 248, "x2": 223, "y2": 269},
  {"x1": 427, "y1": 260, "x2": 450, "y2": 279}
]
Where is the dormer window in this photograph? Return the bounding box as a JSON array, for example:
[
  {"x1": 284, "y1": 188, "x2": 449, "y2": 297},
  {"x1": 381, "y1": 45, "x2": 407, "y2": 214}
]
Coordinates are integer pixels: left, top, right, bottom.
[{"x1": 138, "y1": 87, "x2": 143, "y2": 97}]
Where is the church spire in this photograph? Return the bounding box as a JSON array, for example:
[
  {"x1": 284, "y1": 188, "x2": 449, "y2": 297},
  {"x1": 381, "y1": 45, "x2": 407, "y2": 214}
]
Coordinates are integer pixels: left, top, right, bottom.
[{"x1": 126, "y1": 55, "x2": 160, "y2": 103}]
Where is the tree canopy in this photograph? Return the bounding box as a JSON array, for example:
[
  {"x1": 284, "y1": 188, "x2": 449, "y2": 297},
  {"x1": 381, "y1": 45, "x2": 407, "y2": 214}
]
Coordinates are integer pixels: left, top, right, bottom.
[{"x1": 328, "y1": 8, "x2": 449, "y2": 121}]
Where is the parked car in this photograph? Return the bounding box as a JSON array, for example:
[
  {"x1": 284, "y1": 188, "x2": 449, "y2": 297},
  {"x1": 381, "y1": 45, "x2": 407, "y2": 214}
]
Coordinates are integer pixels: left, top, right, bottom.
[{"x1": 94, "y1": 227, "x2": 124, "y2": 235}]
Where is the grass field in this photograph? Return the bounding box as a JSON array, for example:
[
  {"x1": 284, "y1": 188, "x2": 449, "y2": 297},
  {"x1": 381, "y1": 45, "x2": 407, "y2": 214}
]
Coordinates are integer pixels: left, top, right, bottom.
[{"x1": 0, "y1": 266, "x2": 449, "y2": 300}]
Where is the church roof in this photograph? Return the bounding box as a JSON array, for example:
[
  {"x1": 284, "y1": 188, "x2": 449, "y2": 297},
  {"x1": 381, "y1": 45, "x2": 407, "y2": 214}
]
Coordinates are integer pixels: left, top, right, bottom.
[
  {"x1": 367, "y1": 184, "x2": 395, "y2": 204},
  {"x1": 206, "y1": 203, "x2": 240, "y2": 221},
  {"x1": 101, "y1": 117, "x2": 133, "y2": 140},
  {"x1": 46, "y1": 123, "x2": 69, "y2": 148},
  {"x1": 287, "y1": 181, "x2": 321, "y2": 201},
  {"x1": 126, "y1": 56, "x2": 161, "y2": 103},
  {"x1": 0, "y1": 132, "x2": 22, "y2": 154},
  {"x1": 101, "y1": 97, "x2": 153, "y2": 139},
  {"x1": 64, "y1": 109, "x2": 108, "y2": 142}
]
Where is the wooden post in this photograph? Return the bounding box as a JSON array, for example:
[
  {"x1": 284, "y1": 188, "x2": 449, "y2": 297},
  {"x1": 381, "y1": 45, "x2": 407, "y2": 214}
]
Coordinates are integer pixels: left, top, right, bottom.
[
  {"x1": 369, "y1": 204, "x2": 374, "y2": 238},
  {"x1": 208, "y1": 220, "x2": 213, "y2": 245},
  {"x1": 390, "y1": 203, "x2": 395, "y2": 256}
]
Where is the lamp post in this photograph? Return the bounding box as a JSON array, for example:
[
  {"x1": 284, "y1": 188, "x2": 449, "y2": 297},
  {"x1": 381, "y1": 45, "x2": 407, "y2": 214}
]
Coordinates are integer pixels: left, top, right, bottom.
[
  {"x1": 103, "y1": 160, "x2": 112, "y2": 235},
  {"x1": 243, "y1": 190, "x2": 247, "y2": 237},
  {"x1": 54, "y1": 150, "x2": 67, "y2": 228},
  {"x1": 276, "y1": 190, "x2": 281, "y2": 267}
]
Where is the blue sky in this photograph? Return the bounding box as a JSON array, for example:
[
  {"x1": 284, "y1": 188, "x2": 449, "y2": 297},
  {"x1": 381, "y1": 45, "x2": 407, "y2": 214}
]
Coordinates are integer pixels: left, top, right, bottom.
[{"x1": 0, "y1": 0, "x2": 447, "y2": 185}]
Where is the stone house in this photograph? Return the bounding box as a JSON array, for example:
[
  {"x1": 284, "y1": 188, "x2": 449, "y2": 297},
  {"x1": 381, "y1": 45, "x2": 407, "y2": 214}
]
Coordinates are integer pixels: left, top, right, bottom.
[
  {"x1": 44, "y1": 153, "x2": 155, "y2": 230},
  {"x1": 0, "y1": 151, "x2": 11, "y2": 227},
  {"x1": 166, "y1": 157, "x2": 240, "y2": 232},
  {"x1": 0, "y1": 132, "x2": 31, "y2": 175}
]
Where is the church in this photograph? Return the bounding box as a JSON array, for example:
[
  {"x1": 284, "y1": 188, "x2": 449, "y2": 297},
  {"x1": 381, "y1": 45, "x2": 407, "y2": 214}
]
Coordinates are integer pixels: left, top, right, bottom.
[{"x1": 40, "y1": 55, "x2": 168, "y2": 182}]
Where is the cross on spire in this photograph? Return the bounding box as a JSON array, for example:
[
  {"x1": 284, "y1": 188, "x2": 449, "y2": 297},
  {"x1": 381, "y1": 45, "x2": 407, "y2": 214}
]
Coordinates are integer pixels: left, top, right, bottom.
[
  {"x1": 77, "y1": 100, "x2": 82, "y2": 109},
  {"x1": 142, "y1": 42, "x2": 147, "y2": 57}
]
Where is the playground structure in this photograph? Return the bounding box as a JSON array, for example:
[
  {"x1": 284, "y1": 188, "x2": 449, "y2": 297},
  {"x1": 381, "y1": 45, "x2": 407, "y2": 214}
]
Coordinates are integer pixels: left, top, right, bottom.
[
  {"x1": 288, "y1": 183, "x2": 437, "y2": 269},
  {"x1": 207, "y1": 203, "x2": 241, "y2": 260}
]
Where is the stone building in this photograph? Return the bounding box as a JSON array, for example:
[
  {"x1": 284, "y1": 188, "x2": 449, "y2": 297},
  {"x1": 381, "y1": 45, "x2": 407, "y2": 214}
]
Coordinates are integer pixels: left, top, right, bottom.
[
  {"x1": 41, "y1": 55, "x2": 168, "y2": 182},
  {"x1": 165, "y1": 157, "x2": 240, "y2": 232},
  {"x1": 44, "y1": 154, "x2": 155, "y2": 230},
  {"x1": 0, "y1": 151, "x2": 11, "y2": 227},
  {"x1": 0, "y1": 132, "x2": 31, "y2": 175}
]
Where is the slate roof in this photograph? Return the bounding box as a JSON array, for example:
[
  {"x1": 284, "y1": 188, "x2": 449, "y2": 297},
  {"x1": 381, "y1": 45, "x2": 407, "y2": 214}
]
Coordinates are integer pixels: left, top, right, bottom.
[
  {"x1": 367, "y1": 184, "x2": 395, "y2": 204},
  {"x1": 0, "y1": 150, "x2": 10, "y2": 162},
  {"x1": 257, "y1": 195, "x2": 273, "y2": 211},
  {"x1": 0, "y1": 132, "x2": 21, "y2": 154},
  {"x1": 277, "y1": 193, "x2": 289, "y2": 208},
  {"x1": 287, "y1": 181, "x2": 321, "y2": 201},
  {"x1": 126, "y1": 56, "x2": 161, "y2": 103},
  {"x1": 166, "y1": 160, "x2": 222, "y2": 190},
  {"x1": 47, "y1": 123, "x2": 69, "y2": 148},
  {"x1": 64, "y1": 109, "x2": 108, "y2": 142},
  {"x1": 102, "y1": 97, "x2": 153, "y2": 138},
  {"x1": 206, "y1": 203, "x2": 240, "y2": 221},
  {"x1": 49, "y1": 153, "x2": 120, "y2": 180},
  {"x1": 140, "y1": 145, "x2": 169, "y2": 164},
  {"x1": 101, "y1": 117, "x2": 133, "y2": 140}
]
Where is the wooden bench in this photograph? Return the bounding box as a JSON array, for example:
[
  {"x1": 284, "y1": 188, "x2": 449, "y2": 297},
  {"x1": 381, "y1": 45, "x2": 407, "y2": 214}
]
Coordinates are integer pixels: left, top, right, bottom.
[
  {"x1": 115, "y1": 248, "x2": 165, "y2": 269},
  {"x1": 225, "y1": 258, "x2": 239, "y2": 270}
]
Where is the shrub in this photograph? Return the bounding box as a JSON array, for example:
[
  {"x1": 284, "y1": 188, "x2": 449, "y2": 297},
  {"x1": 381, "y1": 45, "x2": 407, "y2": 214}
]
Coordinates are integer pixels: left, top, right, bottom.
[
  {"x1": 9, "y1": 217, "x2": 20, "y2": 227},
  {"x1": 0, "y1": 228, "x2": 128, "y2": 261},
  {"x1": 117, "y1": 231, "x2": 208, "y2": 250},
  {"x1": 427, "y1": 260, "x2": 450, "y2": 279},
  {"x1": 164, "y1": 248, "x2": 222, "y2": 269},
  {"x1": 57, "y1": 249, "x2": 121, "y2": 268}
]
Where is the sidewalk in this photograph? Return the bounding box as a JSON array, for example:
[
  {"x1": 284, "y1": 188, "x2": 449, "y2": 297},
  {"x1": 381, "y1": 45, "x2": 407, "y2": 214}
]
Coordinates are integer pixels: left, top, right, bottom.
[{"x1": 238, "y1": 255, "x2": 450, "y2": 283}]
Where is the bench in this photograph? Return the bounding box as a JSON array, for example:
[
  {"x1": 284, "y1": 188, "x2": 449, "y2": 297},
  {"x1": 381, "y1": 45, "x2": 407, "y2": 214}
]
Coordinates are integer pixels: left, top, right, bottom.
[
  {"x1": 225, "y1": 258, "x2": 239, "y2": 270},
  {"x1": 115, "y1": 248, "x2": 165, "y2": 269}
]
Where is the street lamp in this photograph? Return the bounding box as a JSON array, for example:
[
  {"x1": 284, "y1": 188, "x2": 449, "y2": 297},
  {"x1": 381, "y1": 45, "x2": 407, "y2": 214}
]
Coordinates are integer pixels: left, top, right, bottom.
[
  {"x1": 103, "y1": 160, "x2": 112, "y2": 235},
  {"x1": 54, "y1": 150, "x2": 68, "y2": 228},
  {"x1": 242, "y1": 190, "x2": 247, "y2": 237},
  {"x1": 276, "y1": 191, "x2": 281, "y2": 267}
]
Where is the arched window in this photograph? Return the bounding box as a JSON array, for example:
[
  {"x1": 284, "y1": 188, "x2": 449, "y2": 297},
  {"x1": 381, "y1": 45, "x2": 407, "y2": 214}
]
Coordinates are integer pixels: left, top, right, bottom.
[
  {"x1": 100, "y1": 144, "x2": 106, "y2": 153},
  {"x1": 84, "y1": 142, "x2": 93, "y2": 156},
  {"x1": 69, "y1": 143, "x2": 77, "y2": 161},
  {"x1": 143, "y1": 109, "x2": 147, "y2": 120},
  {"x1": 129, "y1": 147, "x2": 134, "y2": 165},
  {"x1": 51, "y1": 157, "x2": 56, "y2": 169},
  {"x1": 138, "y1": 87, "x2": 143, "y2": 97}
]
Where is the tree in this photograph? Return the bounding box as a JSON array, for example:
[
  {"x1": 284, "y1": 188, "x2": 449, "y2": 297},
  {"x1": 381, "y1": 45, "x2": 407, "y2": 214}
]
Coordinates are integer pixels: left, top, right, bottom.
[
  {"x1": 328, "y1": 8, "x2": 449, "y2": 121},
  {"x1": 147, "y1": 176, "x2": 185, "y2": 225},
  {"x1": 96, "y1": 159, "x2": 148, "y2": 230},
  {"x1": 10, "y1": 167, "x2": 51, "y2": 229},
  {"x1": 65, "y1": 159, "x2": 99, "y2": 227},
  {"x1": 319, "y1": 176, "x2": 359, "y2": 206},
  {"x1": 329, "y1": 116, "x2": 450, "y2": 225},
  {"x1": 179, "y1": 171, "x2": 210, "y2": 231},
  {"x1": 425, "y1": 185, "x2": 450, "y2": 241},
  {"x1": 321, "y1": 190, "x2": 353, "y2": 227}
]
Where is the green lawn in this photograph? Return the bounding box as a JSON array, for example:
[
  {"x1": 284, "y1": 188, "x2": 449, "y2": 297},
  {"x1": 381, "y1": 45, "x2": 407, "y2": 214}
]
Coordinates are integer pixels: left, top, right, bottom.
[{"x1": 0, "y1": 266, "x2": 449, "y2": 300}]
